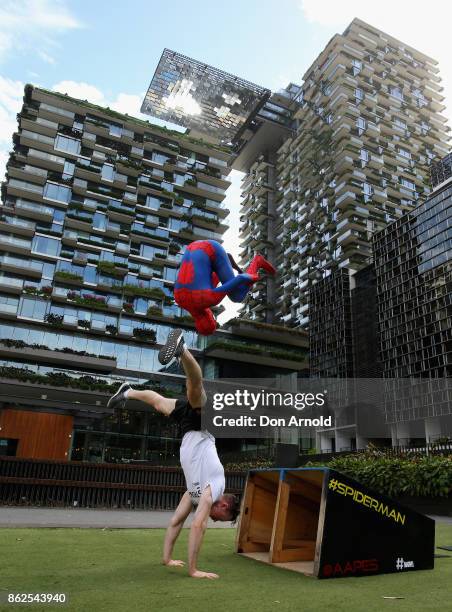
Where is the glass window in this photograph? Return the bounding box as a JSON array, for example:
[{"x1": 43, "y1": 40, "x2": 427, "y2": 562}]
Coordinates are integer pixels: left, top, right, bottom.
[
  {"x1": 32, "y1": 235, "x2": 60, "y2": 256},
  {"x1": 360, "y1": 149, "x2": 369, "y2": 162},
  {"x1": 55, "y1": 134, "x2": 81, "y2": 155},
  {"x1": 84, "y1": 265, "x2": 97, "y2": 284},
  {"x1": 19, "y1": 297, "x2": 47, "y2": 321},
  {"x1": 63, "y1": 161, "x2": 75, "y2": 177},
  {"x1": 109, "y1": 124, "x2": 122, "y2": 137},
  {"x1": 0, "y1": 295, "x2": 19, "y2": 315},
  {"x1": 169, "y1": 218, "x2": 183, "y2": 231},
  {"x1": 93, "y1": 212, "x2": 107, "y2": 231},
  {"x1": 43, "y1": 182, "x2": 72, "y2": 203},
  {"x1": 352, "y1": 59, "x2": 362, "y2": 75},
  {"x1": 390, "y1": 87, "x2": 403, "y2": 101},
  {"x1": 356, "y1": 117, "x2": 366, "y2": 134},
  {"x1": 355, "y1": 88, "x2": 363, "y2": 102},
  {"x1": 164, "y1": 267, "x2": 177, "y2": 282},
  {"x1": 53, "y1": 209, "x2": 65, "y2": 223},
  {"x1": 394, "y1": 117, "x2": 407, "y2": 130},
  {"x1": 101, "y1": 164, "x2": 115, "y2": 182}
]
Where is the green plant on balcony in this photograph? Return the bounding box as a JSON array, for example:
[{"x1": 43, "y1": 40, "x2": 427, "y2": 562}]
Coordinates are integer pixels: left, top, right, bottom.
[
  {"x1": 106, "y1": 324, "x2": 118, "y2": 335},
  {"x1": 23, "y1": 285, "x2": 39, "y2": 295},
  {"x1": 154, "y1": 253, "x2": 167, "y2": 260},
  {"x1": 132, "y1": 327, "x2": 157, "y2": 343},
  {"x1": 78, "y1": 319, "x2": 91, "y2": 329},
  {"x1": 96, "y1": 261, "x2": 125, "y2": 279},
  {"x1": 40, "y1": 285, "x2": 53, "y2": 297},
  {"x1": 0, "y1": 363, "x2": 178, "y2": 395},
  {"x1": 191, "y1": 214, "x2": 220, "y2": 227},
  {"x1": 168, "y1": 241, "x2": 181, "y2": 255},
  {"x1": 122, "y1": 302, "x2": 134, "y2": 313},
  {"x1": 146, "y1": 305, "x2": 163, "y2": 317},
  {"x1": 117, "y1": 157, "x2": 143, "y2": 171},
  {"x1": 67, "y1": 291, "x2": 109, "y2": 310},
  {"x1": 184, "y1": 178, "x2": 197, "y2": 187},
  {"x1": 206, "y1": 339, "x2": 306, "y2": 363},
  {"x1": 54, "y1": 270, "x2": 84, "y2": 282},
  {"x1": 45, "y1": 313, "x2": 64, "y2": 327},
  {"x1": 23, "y1": 285, "x2": 52, "y2": 299},
  {"x1": 174, "y1": 195, "x2": 184, "y2": 205},
  {"x1": 123, "y1": 284, "x2": 165, "y2": 299},
  {"x1": 160, "y1": 191, "x2": 174, "y2": 201}
]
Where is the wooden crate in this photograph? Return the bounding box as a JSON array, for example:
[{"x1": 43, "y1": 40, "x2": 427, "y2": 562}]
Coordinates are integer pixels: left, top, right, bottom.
[{"x1": 236, "y1": 467, "x2": 435, "y2": 579}]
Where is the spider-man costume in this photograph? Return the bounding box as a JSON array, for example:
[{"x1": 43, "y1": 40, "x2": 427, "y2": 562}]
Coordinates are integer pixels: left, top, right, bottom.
[{"x1": 174, "y1": 240, "x2": 276, "y2": 335}]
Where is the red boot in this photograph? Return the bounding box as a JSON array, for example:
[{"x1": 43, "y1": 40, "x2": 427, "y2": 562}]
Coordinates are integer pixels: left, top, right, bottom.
[
  {"x1": 246, "y1": 254, "x2": 276, "y2": 276},
  {"x1": 193, "y1": 308, "x2": 217, "y2": 336}
]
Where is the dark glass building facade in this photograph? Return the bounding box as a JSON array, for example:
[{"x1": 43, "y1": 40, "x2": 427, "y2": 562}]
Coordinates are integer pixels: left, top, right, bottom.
[{"x1": 373, "y1": 176, "x2": 452, "y2": 443}]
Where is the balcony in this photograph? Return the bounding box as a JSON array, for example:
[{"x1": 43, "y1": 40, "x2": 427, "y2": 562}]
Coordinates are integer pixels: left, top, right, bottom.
[
  {"x1": 0, "y1": 342, "x2": 117, "y2": 372},
  {"x1": 0, "y1": 302, "x2": 18, "y2": 318},
  {"x1": 0, "y1": 216, "x2": 35, "y2": 237},
  {"x1": 0, "y1": 255, "x2": 43, "y2": 278},
  {"x1": 0, "y1": 234, "x2": 32, "y2": 256},
  {"x1": 0, "y1": 276, "x2": 24, "y2": 294},
  {"x1": 15, "y1": 199, "x2": 54, "y2": 222}
]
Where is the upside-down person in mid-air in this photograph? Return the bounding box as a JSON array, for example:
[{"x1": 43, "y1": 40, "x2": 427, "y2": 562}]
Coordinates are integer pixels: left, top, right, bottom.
[
  {"x1": 174, "y1": 240, "x2": 276, "y2": 335},
  {"x1": 107, "y1": 329, "x2": 240, "y2": 579}
]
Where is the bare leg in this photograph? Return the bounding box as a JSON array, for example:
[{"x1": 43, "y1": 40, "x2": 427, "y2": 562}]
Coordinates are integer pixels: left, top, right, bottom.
[
  {"x1": 127, "y1": 389, "x2": 176, "y2": 416},
  {"x1": 180, "y1": 348, "x2": 207, "y2": 409}
]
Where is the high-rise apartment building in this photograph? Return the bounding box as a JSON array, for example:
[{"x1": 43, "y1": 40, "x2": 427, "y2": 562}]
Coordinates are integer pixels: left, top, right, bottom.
[
  {"x1": 237, "y1": 18, "x2": 450, "y2": 327},
  {"x1": 0, "y1": 85, "x2": 309, "y2": 462}
]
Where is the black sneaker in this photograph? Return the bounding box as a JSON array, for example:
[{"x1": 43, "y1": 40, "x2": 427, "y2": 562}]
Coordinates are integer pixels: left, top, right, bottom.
[
  {"x1": 158, "y1": 329, "x2": 185, "y2": 365},
  {"x1": 107, "y1": 382, "x2": 131, "y2": 411}
]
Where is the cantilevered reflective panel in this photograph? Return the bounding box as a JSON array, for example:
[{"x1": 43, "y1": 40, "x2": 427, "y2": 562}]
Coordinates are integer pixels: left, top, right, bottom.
[{"x1": 141, "y1": 49, "x2": 270, "y2": 144}]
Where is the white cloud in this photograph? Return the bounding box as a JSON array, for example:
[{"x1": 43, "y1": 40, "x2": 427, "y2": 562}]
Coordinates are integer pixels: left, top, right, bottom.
[
  {"x1": 52, "y1": 80, "x2": 105, "y2": 105},
  {"x1": 0, "y1": 76, "x2": 25, "y2": 181},
  {"x1": 110, "y1": 93, "x2": 147, "y2": 117},
  {"x1": 0, "y1": 0, "x2": 82, "y2": 62},
  {"x1": 38, "y1": 50, "x2": 55, "y2": 65},
  {"x1": 299, "y1": 0, "x2": 452, "y2": 124},
  {"x1": 218, "y1": 169, "x2": 244, "y2": 324},
  {"x1": 51, "y1": 81, "x2": 154, "y2": 121}
]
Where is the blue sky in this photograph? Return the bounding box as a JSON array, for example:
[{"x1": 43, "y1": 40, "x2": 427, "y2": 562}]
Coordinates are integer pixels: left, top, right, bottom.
[{"x1": 1, "y1": 0, "x2": 451, "y2": 319}]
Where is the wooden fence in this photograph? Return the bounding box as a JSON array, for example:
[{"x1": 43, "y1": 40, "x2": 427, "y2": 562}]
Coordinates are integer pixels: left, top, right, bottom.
[{"x1": 0, "y1": 457, "x2": 245, "y2": 510}]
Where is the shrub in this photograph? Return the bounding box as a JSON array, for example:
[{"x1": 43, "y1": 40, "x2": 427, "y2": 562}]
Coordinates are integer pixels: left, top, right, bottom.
[
  {"x1": 45, "y1": 313, "x2": 64, "y2": 327},
  {"x1": 54, "y1": 270, "x2": 84, "y2": 282},
  {"x1": 307, "y1": 453, "x2": 452, "y2": 498},
  {"x1": 132, "y1": 327, "x2": 157, "y2": 343},
  {"x1": 122, "y1": 302, "x2": 134, "y2": 313},
  {"x1": 223, "y1": 458, "x2": 274, "y2": 471}
]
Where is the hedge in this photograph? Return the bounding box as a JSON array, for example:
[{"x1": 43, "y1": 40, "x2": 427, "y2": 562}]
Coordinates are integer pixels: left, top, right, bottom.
[{"x1": 307, "y1": 454, "x2": 452, "y2": 498}]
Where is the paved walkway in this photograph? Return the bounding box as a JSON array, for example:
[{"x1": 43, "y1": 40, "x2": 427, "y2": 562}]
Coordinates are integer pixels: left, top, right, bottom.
[
  {"x1": 0, "y1": 506, "x2": 233, "y2": 529},
  {"x1": 0, "y1": 507, "x2": 450, "y2": 529}
]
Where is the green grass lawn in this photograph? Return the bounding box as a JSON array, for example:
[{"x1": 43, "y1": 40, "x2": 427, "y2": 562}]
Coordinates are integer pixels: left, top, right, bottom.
[{"x1": 0, "y1": 524, "x2": 451, "y2": 612}]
